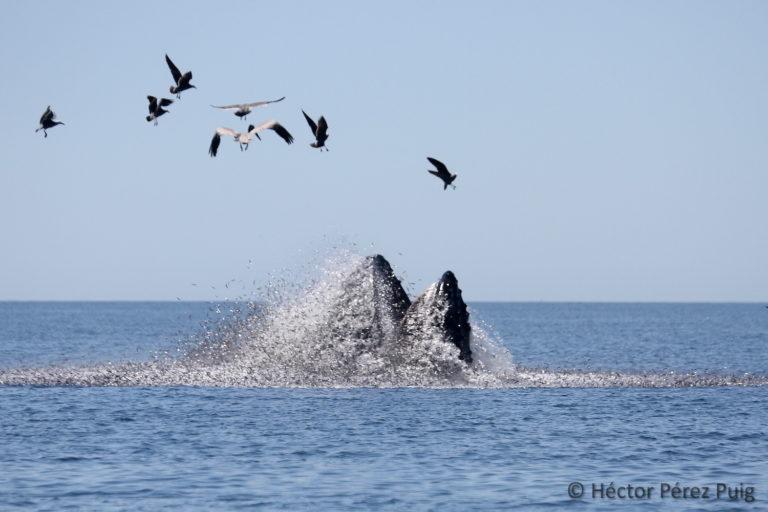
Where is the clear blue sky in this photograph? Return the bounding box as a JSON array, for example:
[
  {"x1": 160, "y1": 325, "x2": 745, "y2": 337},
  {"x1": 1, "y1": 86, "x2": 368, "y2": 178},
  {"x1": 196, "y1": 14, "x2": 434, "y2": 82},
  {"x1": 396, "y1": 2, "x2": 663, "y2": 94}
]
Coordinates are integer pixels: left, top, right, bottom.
[{"x1": 1, "y1": 1, "x2": 767, "y2": 301}]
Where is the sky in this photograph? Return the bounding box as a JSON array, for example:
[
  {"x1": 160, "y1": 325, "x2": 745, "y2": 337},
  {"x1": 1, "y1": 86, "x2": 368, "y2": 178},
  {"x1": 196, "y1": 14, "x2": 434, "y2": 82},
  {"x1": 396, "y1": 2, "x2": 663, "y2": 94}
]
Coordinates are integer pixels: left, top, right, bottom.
[{"x1": 1, "y1": 1, "x2": 767, "y2": 301}]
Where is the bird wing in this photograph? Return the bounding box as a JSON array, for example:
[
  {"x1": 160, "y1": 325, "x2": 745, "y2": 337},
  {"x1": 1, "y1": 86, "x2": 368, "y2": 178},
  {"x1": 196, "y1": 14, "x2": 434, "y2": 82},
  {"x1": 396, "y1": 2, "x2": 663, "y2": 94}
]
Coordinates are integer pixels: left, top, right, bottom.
[
  {"x1": 147, "y1": 96, "x2": 158, "y2": 113},
  {"x1": 179, "y1": 71, "x2": 193, "y2": 86},
  {"x1": 316, "y1": 116, "x2": 328, "y2": 138},
  {"x1": 249, "y1": 120, "x2": 294, "y2": 144},
  {"x1": 39, "y1": 106, "x2": 53, "y2": 124},
  {"x1": 302, "y1": 110, "x2": 317, "y2": 135},
  {"x1": 211, "y1": 97, "x2": 285, "y2": 110},
  {"x1": 248, "y1": 120, "x2": 274, "y2": 134},
  {"x1": 165, "y1": 54, "x2": 182, "y2": 83},
  {"x1": 270, "y1": 122, "x2": 294, "y2": 144},
  {"x1": 209, "y1": 132, "x2": 221, "y2": 157},
  {"x1": 159, "y1": 98, "x2": 174, "y2": 107},
  {"x1": 210, "y1": 104, "x2": 243, "y2": 111},
  {"x1": 241, "y1": 97, "x2": 285, "y2": 108},
  {"x1": 215, "y1": 127, "x2": 239, "y2": 137},
  {"x1": 427, "y1": 157, "x2": 449, "y2": 176}
]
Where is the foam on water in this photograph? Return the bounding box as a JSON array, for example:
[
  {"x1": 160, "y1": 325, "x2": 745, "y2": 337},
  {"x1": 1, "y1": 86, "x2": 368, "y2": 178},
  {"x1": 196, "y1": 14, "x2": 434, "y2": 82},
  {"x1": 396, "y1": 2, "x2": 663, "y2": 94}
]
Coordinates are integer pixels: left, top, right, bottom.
[{"x1": 1, "y1": 252, "x2": 765, "y2": 388}]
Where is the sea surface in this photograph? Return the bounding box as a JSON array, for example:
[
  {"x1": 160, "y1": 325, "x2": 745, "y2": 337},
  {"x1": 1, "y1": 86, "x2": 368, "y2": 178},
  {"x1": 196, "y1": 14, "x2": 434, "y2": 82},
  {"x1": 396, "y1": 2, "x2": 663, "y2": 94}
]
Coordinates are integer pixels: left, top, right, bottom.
[{"x1": 1, "y1": 302, "x2": 766, "y2": 510}]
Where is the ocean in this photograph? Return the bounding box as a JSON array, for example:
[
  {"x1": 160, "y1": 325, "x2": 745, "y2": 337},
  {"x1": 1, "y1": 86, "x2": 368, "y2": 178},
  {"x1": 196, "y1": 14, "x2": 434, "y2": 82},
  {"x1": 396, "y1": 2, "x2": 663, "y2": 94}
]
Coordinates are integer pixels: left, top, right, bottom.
[{"x1": 1, "y1": 301, "x2": 766, "y2": 510}]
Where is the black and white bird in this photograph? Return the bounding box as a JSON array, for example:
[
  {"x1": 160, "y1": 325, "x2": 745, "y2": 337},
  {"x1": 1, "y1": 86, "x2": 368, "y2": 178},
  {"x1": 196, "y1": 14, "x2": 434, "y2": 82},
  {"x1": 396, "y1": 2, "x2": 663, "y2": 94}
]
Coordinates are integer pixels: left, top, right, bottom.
[
  {"x1": 36, "y1": 106, "x2": 64, "y2": 137},
  {"x1": 165, "y1": 54, "x2": 196, "y2": 98},
  {"x1": 208, "y1": 120, "x2": 294, "y2": 157},
  {"x1": 427, "y1": 157, "x2": 457, "y2": 190},
  {"x1": 210, "y1": 97, "x2": 286, "y2": 120},
  {"x1": 302, "y1": 110, "x2": 329, "y2": 150},
  {"x1": 146, "y1": 95, "x2": 174, "y2": 125}
]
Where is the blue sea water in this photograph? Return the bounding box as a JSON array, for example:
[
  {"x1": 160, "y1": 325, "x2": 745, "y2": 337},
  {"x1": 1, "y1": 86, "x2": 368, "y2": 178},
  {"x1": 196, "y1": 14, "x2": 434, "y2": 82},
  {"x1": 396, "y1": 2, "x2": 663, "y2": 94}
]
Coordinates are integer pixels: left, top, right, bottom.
[{"x1": 1, "y1": 302, "x2": 766, "y2": 510}]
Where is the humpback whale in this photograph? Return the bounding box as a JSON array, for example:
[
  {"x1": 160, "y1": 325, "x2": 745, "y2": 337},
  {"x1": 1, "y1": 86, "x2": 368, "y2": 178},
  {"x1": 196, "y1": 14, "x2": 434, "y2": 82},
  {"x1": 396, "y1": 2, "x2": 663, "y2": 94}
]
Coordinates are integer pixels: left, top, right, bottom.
[
  {"x1": 402, "y1": 270, "x2": 472, "y2": 363},
  {"x1": 326, "y1": 254, "x2": 472, "y2": 364}
]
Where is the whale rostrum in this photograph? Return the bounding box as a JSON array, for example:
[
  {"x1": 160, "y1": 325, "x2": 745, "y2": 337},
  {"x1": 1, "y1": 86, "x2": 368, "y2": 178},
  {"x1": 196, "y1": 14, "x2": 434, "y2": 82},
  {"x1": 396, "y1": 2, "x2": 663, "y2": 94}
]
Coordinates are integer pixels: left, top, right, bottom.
[
  {"x1": 330, "y1": 255, "x2": 472, "y2": 364},
  {"x1": 401, "y1": 270, "x2": 472, "y2": 363}
]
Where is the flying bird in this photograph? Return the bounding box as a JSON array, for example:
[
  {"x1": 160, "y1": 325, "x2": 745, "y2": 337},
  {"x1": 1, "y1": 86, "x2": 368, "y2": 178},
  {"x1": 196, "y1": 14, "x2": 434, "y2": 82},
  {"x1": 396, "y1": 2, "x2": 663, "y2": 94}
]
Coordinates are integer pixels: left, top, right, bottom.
[
  {"x1": 302, "y1": 110, "x2": 329, "y2": 150},
  {"x1": 210, "y1": 97, "x2": 286, "y2": 120},
  {"x1": 36, "y1": 106, "x2": 65, "y2": 137},
  {"x1": 146, "y1": 95, "x2": 174, "y2": 125},
  {"x1": 427, "y1": 157, "x2": 457, "y2": 190},
  {"x1": 165, "y1": 54, "x2": 196, "y2": 98},
  {"x1": 208, "y1": 120, "x2": 294, "y2": 157}
]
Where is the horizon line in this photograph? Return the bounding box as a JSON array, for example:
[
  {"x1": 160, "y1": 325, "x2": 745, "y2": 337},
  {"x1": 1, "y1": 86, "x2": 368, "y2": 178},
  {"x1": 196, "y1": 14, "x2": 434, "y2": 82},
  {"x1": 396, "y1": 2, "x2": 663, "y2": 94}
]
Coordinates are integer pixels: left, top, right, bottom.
[{"x1": 0, "y1": 299, "x2": 765, "y2": 305}]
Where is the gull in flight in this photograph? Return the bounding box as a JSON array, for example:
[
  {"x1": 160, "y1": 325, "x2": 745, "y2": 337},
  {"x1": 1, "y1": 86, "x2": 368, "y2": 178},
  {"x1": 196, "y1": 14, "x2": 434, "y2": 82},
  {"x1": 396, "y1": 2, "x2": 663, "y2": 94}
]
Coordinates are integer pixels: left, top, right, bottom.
[
  {"x1": 208, "y1": 120, "x2": 294, "y2": 157},
  {"x1": 210, "y1": 97, "x2": 286, "y2": 120},
  {"x1": 146, "y1": 95, "x2": 174, "y2": 125},
  {"x1": 427, "y1": 157, "x2": 457, "y2": 190},
  {"x1": 302, "y1": 110, "x2": 329, "y2": 151},
  {"x1": 165, "y1": 54, "x2": 196, "y2": 99},
  {"x1": 36, "y1": 106, "x2": 65, "y2": 137}
]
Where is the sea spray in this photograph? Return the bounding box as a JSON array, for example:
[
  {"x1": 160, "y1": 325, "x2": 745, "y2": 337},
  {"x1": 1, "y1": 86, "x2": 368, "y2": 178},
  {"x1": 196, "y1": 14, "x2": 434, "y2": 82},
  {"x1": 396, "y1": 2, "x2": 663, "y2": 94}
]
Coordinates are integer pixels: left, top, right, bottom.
[{"x1": 0, "y1": 252, "x2": 765, "y2": 388}]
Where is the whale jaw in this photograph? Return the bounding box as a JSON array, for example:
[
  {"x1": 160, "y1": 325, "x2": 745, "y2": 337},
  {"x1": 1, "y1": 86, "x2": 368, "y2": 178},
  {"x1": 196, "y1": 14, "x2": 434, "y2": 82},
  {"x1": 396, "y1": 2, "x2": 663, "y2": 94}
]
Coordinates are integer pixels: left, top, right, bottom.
[
  {"x1": 401, "y1": 269, "x2": 472, "y2": 363},
  {"x1": 326, "y1": 255, "x2": 473, "y2": 366},
  {"x1": 327, "y1": 254, "x2": 411, "y2": 347}
]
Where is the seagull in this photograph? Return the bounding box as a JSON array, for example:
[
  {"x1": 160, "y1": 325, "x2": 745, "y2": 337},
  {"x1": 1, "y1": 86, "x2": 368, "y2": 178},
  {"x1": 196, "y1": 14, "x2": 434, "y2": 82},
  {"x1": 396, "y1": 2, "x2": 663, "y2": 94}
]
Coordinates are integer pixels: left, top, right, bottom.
[
  {"x1": 427, "y1": 157, "x2": 457, "y2": 190},
  {"x1": 36, "y1": 106, "x2": 65, "y2": 137},
  {"x1": 146, "y1": 95, "x2": 174, "y2": 125},
  {"x1": 165, "y1": 54, "x2": 196, "y2": 99},
  {"x1": 208, "y1": 120, "x2": 294, "y2": 157},
  {"x1": 302, "y1": 110, "x2": 329, "y2": 151},
  {"x1": 210, "y1": 97, "x2": 286, "y2": 120}
]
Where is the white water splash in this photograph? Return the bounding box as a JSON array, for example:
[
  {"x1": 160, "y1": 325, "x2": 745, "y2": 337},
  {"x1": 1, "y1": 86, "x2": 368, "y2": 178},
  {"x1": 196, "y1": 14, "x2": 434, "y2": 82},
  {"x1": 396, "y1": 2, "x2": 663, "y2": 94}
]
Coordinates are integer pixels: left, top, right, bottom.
[{"x1": 1, "y1": 252, "x2": 765, "y2": 388}]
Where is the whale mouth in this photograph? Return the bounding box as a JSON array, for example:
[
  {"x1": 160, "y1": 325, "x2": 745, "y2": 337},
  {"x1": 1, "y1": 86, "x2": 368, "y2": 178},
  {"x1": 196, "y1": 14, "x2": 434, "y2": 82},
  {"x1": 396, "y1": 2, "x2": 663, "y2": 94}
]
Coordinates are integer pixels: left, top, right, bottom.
[{"x1": 0, "y1": 252, "x2": 766, "y2": 388}]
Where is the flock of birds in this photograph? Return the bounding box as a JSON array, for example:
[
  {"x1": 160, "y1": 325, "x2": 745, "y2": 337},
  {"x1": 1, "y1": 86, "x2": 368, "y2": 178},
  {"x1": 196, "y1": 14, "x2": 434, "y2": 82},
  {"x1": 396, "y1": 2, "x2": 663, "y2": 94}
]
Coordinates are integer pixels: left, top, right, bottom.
[{"x1": 34, "y1": 54, "x2": 459, "y2": 190}]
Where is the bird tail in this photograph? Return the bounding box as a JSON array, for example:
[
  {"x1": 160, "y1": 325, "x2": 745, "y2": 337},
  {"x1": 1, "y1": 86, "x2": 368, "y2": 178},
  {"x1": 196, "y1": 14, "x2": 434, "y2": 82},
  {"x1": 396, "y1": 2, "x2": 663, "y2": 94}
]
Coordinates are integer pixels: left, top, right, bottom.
[{"x1": 444, "y1": 183, "x2": 448, "y2": 190}]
